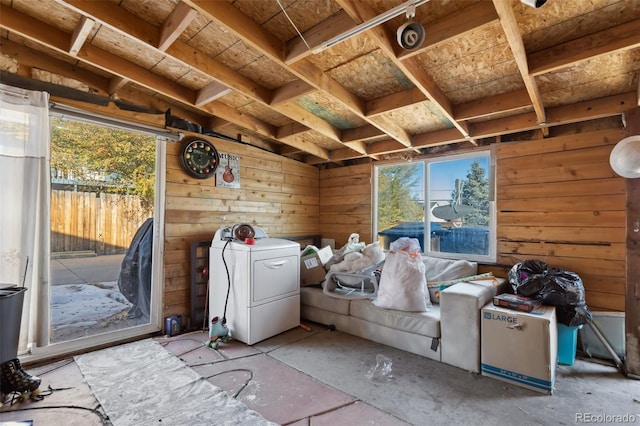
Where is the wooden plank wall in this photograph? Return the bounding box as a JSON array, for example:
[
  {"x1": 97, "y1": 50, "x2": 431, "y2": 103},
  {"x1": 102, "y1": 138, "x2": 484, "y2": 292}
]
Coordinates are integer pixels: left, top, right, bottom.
[
  {"x1": 624, "y1": 108, "x2": 640, "y2": 376},
  {"x1": 319, "y1": 162, "x2": 373, "y2": 247},
  {"x1": 316, "y1": 129, "x2": 627, "y2": 313},
  {"x1": 162, "y1": 132, "x2": 320, "y2": 323},
  {"x1": 496, "y1": 128, "x2": 627, "y2": 312},
  {"x1": 163, "y1": 127, "x2": 628, "y2": 323}
]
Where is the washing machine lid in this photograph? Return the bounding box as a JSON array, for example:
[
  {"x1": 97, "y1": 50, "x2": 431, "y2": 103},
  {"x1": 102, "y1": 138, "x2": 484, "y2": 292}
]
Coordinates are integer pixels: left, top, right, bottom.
[{"x1": 229, "y1": 237, "x2": 300, "y2": 251}]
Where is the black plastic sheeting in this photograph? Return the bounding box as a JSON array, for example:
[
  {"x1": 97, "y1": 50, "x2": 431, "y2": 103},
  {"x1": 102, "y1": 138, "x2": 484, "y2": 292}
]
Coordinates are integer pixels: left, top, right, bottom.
[
  {"x1": 117, "y1": 218, "x2": 153, "y2": 321},
  {"x1": 509, "y1": 259, "x2": 592, "y2": 326}
]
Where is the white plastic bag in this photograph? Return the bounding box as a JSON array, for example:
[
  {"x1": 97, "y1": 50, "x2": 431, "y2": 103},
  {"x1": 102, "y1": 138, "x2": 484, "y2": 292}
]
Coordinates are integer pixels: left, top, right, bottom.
[
  {"x1": 389, "y1": 237, "x2": 421, "y2": 254},
  {"x1": 373, "y1": 250, "x2": 430, "y2": 312}
]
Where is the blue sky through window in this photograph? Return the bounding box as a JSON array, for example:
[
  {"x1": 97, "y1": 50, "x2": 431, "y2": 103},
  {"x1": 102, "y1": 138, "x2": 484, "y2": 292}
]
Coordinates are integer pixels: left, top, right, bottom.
[{"x1": 429, "y1": 157, "x2": 489, "y2": 203}]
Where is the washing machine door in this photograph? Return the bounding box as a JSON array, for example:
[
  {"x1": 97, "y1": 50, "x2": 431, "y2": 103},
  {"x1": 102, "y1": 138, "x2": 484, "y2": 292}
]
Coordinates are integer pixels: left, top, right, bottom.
[{"x1": 252, "y1": 251, "x2": 299, "y2": 304}]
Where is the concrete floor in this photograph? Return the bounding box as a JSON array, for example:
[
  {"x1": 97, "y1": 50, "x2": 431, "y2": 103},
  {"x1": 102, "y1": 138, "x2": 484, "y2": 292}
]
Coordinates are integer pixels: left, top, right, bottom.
[{"x1": 1, "y1": 325, "x2": 638, "y2": 426}]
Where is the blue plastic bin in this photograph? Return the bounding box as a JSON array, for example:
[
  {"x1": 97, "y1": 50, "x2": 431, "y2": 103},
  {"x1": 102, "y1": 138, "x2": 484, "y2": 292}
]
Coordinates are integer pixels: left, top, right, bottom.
[{"x1": 557, "y1": 323, "x2": 582, "y2": 365}]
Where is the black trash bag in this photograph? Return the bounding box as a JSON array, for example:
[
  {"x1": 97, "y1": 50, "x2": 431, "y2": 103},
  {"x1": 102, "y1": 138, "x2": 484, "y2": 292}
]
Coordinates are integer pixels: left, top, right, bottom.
[
  {"x1": 508, "y1": 259, "x2": 592, "y2": 326},
  {"x1": 534, "y1": 268, "x2": 586, "y2": 306},
  {"x1": 508, "y1": 259, "x2": 548, "y2": 296},
  {"x1": 557, "y1": 304, "x2": 592, "y2": 327}
]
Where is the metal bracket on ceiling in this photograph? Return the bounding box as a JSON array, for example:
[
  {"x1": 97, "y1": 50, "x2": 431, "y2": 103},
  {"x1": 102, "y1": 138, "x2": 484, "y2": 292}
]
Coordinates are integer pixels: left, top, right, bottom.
[{"x1": 406, "y1": 5, "x2": 416, "y2": 19}]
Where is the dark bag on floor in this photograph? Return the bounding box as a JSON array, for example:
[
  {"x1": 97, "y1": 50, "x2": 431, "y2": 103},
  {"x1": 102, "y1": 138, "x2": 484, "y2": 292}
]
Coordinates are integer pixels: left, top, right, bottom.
[{"x1": 508, "y1": 259, "x2": 592, "y2": 326}]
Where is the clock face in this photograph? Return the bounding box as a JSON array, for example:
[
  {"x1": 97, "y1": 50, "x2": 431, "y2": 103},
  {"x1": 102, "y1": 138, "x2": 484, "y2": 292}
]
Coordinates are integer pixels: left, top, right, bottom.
[{"x1": 179, "y1": 138, "x2": 219, "y2": 179}]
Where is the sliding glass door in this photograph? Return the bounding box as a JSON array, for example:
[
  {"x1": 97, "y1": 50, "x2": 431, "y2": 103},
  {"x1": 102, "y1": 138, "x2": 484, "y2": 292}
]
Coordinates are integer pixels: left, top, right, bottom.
[{"x1": 48, "y1": 116, "x2": 161, "y2": 344}]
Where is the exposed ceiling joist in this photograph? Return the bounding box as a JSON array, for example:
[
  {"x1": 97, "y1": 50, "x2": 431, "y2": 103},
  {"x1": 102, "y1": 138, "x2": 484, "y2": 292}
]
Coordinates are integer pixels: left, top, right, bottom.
[
  {"x1": 1, "y1": 0, "x2": 638, "y2": 166},
  {"x1": 397, "y1": 1, "x2": 499, "y2": 60},
  {"x1": 184, "y1": 0, "x2": 415, "y2": 151},
  {"x1": 55, "y1": 0, "x2": 345, "y2": 154},
  {"x1": 454, "y1": 89, "x2": 532, "y2": 121},
  {"x1": 157, "y1": 1, "x2": 197, "y2": 52},
  {"x1": 109, "y1": 77, "x2": 129, "y2": 96},
  {"x1": 528, "y1": 18, "x2": 640, "y2": 76},
  {"x1": 195, "y1": 81, "x2": 232, "y2": 107},
  {"x1": 492, "y1": 0, "x2": 546, "y2": 131},
  {"x1": 69, "y1": 15, "x2": 94, "y2": 56},
  {"x1": 284, "y1": 10, "x2": 355, "y2": 65},
  {"x1": 336, "y1": 0, "x2": 473, "y2": 144}
]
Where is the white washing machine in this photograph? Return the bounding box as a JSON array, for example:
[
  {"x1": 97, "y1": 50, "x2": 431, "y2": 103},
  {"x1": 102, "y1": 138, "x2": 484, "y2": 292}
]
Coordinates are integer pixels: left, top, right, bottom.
[{"x1": 209, "y1": 226, "x2": 300, "y2": 345}]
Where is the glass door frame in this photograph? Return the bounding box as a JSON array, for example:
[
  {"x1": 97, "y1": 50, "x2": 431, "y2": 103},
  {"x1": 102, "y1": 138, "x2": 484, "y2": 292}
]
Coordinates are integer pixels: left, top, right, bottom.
[{"x1": 23, "y1": 117, "x2": 167, "y2": 364}]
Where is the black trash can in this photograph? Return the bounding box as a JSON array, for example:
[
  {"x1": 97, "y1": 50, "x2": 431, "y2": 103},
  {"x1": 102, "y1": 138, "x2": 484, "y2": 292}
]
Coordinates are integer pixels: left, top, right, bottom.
[{"x1": 0, "y1": 286, "x2": 27, "y2": 364}]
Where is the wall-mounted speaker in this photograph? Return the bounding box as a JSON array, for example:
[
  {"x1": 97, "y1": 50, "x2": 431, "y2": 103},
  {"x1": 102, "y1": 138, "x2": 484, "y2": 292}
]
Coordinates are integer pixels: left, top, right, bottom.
[{"x1": 397, "y1": 22, "x2": 425, "y2": 51}]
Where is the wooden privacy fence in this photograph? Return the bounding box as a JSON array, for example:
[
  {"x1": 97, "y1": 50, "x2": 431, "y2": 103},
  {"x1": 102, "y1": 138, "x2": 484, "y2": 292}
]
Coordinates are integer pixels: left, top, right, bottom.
[{"x1": 51, "y1": 190, "x2": 153, "y2": 255}]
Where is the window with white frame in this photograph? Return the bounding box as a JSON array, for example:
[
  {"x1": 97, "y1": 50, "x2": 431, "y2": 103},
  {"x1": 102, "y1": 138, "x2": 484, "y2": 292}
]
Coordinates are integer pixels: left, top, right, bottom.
[{"x1": 374, "y1": 150, "x2": 495, "y2": 262}]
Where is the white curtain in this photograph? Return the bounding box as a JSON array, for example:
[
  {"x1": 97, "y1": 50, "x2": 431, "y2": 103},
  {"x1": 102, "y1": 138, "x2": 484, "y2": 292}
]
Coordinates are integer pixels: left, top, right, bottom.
[{"x1": 0, "y1": 83, "x2": 51, "y2": 354}]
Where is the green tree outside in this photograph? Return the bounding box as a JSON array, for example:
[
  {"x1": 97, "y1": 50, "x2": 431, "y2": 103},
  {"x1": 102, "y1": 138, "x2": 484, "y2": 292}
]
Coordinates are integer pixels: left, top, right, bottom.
[
  {"x1": 50, "y1": 117, "x2": 156, "y2": 206},
  {"x1": 377, "y1": 163, "x2": 424, "y2": 231},
  {"x1": 458, "y1": 160, "x2": 489, "y2": 226}
]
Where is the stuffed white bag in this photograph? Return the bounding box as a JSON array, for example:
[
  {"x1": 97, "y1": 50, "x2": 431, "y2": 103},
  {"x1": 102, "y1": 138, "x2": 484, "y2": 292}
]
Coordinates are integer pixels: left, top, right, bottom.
[{"x1": 373, "y1": 250, "x2": 430, "y2": 312}]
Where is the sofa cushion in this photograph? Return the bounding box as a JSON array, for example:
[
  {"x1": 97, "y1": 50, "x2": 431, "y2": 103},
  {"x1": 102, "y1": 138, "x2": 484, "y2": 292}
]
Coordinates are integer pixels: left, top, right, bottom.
[
  {"x1": 300, "y1": 286, "x2": 350, "y2": 315},
  {"x1": 349, "y1": 299, "x2": 440, "y2": 338}
]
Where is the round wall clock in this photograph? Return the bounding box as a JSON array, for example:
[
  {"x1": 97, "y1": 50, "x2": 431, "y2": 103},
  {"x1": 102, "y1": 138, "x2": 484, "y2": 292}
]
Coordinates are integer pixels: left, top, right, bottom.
[{"x1": 179, "y1": 137, "x2": 219, "y2": 179}]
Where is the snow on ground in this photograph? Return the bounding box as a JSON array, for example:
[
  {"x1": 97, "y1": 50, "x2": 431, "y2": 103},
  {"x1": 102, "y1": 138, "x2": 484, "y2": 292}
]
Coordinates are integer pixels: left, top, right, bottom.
[{"x1": 50, "y1": 281, "x2": 132, "y2": 330}]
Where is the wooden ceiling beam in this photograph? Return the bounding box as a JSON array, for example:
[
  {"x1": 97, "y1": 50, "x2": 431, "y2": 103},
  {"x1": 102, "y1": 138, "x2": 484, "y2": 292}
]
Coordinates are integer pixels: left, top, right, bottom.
[
  {"x1": 342, "y1": 125, "x2": 384, "y2": 143},
  {"x1": 545, "y1": 92, "x2": 635, "y2": 126},
  {"x1": 270, "y1": 80, "x2": 315, "y2": 106},
  {"x1": 185, "y1": 0, "x2": 414, "y2": 151},
  {"x1": 69, "y1": 16, "x2": 94, "y2": 56},
  {"x1": 412, "y1": 128, "x2": 470, "y2": 150},
  {"x1": 454, "y1": 89, "x2": 531, "y2": 121},
  {"x1": 469, "y1": 92, "x2": 634, "y2": 139},
  {"x1": 109, "y1": 77, "x2": 129, "y2": 96},
  {"x1": 59, "y1": 0, "x2": 270, "y2": 102},
  {"x1": 397, "y1": 1, "x2": 499, "y2": 60},
  {"x1": 326, "y1": 147, "x2": 371, "y2": 162},
  {"x1": 58, "y1": 0, "x2": 342, "y2": 157},
  {"x1": 0, "y1": 5, "x2": 194, "y2": 103},
  {"x1": 285, "y1": 10, "x2": 355, "y2": 65},
  {"x1": 471, "y1": 111, "x2": 539, "y2": 138},
  {"x1": 0, "y1": 5, "x2": 328, "y2": 159},
  {"x1": 492, "y1": 0, "x2": 546, "y2": 131},
  {"x1": 343, "y1": 140, "x2": 368, "y2": 155},
  {"x1": 199, "y1": 103, "x2": 329, "y2": 160},
  {"x1": 344, "y1": 2, "x2": 498, "y2": 120},
  {"x1": 266, "y1": 132, "x2": 330, "y2": 160},
  {"x1": 366, "y1": 87, "x2": 426, "y2": 117},
  {"x1": 385, "y1": 91, "x2": 635, "y2": 152},
  {"x1": 59, "y1": 0, "x2": 159, "y2": 45},
  {"x1": 195, "y1": 81, "x2": 232, "y2": 107},
  {"x1": 336, "y1": 0, "x2": 471, "y2": 144},
  {"x1": 528, "y1": 19, "x2": 640, "y2": 77},
  {"x1": 0, "y1": 38, "x2": 110, "y2": 95},
  {"x1": 208, "y1": 116, "x2": 232, "y2": 132},
  {"x1": 276, "y1": 122, "x2": 309, "y2": 139},
  {"x1": 366, "y1": 138, "x2": 417, "y2": 156},
  {"x1": 157, "y1": 1, "x2": 197, "y2": 52}
]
